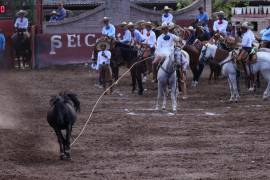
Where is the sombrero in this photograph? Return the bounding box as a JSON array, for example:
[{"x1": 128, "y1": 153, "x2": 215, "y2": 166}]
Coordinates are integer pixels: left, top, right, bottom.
[
  {"x1": 241, "y1": 21, "x2": 253, "y2": 29},
  {"x1": 215, "y1": 11, "x2": 225, "y2": 16},
  {"x1": 155, "y1": 22, "x2": 170, "y2": 31},
  {"x1": 16, "y1": 10, "x2": 28, "y2": 16},
  {"x1": 102, "y1": 17, "x2": 110, "y2": 21},
  {"x1": 164, "y1": 6, "x2": 172, "y2": 11},
  {"x1": 144, "y1": 21, "x2": 154, "y2": 28},
  {"x1": 185, "y1": 26, "x2": 195, "y2": 31},
  {"x1": 96, "y1": 40, "x2": 110, "y2": 51},
  {"x1": 127, "y1": 22, "x2": 135, "y2": 28},
  {"x1": 119, "y1": 21, "x2": 128, "y2": 27},
  {"x1": 51, "y1": 10, "x2": 58, "y2": 15},
  {"x1": 135, "y1": 20, "x2": 146, "y2": 26}
]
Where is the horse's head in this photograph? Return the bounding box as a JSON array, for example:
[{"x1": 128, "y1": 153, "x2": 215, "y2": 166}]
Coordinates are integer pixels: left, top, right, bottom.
[{"x1": 174, "y1": 47, "x2": 182, "y2": 65}]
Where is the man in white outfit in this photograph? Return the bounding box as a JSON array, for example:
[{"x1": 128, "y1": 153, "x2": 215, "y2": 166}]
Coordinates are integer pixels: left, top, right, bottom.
[
  {"x1": 213, "y1": 11, "x2": 228, "y2": 36},
  {"x1": 162, "y1": 6, "x2": 173, "y2": 25},
  {"x1": 14, "y1": 10, "x2": 30, "y2": 38}
]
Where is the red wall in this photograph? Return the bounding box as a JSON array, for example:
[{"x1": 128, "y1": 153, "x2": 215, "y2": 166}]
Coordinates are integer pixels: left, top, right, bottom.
[{"x1": 35, "y1": 33, "x2": 101, "y2": 68}]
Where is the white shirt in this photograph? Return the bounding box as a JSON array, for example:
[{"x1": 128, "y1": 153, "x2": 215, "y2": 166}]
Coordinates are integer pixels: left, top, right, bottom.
[
  {"x1": 97, "y1": 50, "x2": 111, "y2": 69},
  {"x1": 213, "y1": 19, "x2": 228, "y2": 35},
  {"x1": 14, "y1": 17, "x2": 29, "y2": 29},
  {"x1": 143, "y1": 30, "x2": 156, "y2": 48},
  {"x1": 162, "y1": 13, "x2": 173, "y2": 25},
  {"x1": 102, "y1": 23, "x2": 116, "y2": 38},
  {"x1": 120, "y1": 29, "x2": 132, "y2": 44},
  {"x1": 156, "y1": 33, "x2": 180, "y2": 54},
  {"x1": 241, "y1": 30, "x2": 255, "y2": 48}
]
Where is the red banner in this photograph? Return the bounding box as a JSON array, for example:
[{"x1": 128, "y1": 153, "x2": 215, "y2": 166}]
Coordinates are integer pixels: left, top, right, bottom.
[{"x1": 35, "y1": 33, "x2": 101, "y2": 68}]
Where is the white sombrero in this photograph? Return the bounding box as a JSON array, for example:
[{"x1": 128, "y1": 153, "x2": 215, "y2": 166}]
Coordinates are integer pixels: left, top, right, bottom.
[
  {"x1": 127, "y1": 22, "x2": 135, "y2": 27},
  {"x1": 16, "y1": 10, "x2": 28, "y2": 16},
  {"x1": 119, "y1": 21, "x2": 128, "y2": 27},
  {"x1": 241, "y1": 21, "x2": 253, "y2": 29},
  {"x1": 155, "y1": 22, "x2": 170, "y2": 31},
  {"x1": 215, "y1": 11, "x2": 225, "y2": 16},
  {"x1": 164, "y1": 6, "x2": 172, "y2": 11},
  {"x1": 102, "y1": 17, "x2": 110, "y2": 21},
  {"x1": 51, "y1": 10, "x2": 58, "y2": 15},
  {"x1": 96, "y1": 40, "x2": 110, "y2": 51}
]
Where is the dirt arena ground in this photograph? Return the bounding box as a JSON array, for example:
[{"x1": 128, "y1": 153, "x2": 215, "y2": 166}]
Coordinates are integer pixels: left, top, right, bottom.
[{"x1": 0, "y1": 66, "x2": 270, "y2": 180}]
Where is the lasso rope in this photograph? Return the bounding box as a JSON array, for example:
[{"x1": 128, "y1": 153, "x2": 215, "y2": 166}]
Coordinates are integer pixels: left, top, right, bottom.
[{"x1": 71, "y1": 56, "x2": 154, "y2": 146}]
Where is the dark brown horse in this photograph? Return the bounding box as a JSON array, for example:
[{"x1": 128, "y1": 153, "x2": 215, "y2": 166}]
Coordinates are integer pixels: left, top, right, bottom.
[{"x1": 11, "y1": 29, "x2": 31, "y2": 70}]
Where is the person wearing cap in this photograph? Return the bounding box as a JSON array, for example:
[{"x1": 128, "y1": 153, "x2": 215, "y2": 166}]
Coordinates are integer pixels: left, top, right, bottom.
[
  {"x1": 162, "y1": 6, "x2": 173, "y2": 25},
  {"x1": 97, "y1": 42, "x2": 113, "y2": 94},
  {"x1": 260, "y1": 19, "x2": 270, "y2": 48},
  {"x1": 118, "y1": 22, "x2": 132, "y2": 45},
  {"x1": 0, "y1": 29, "x2": 5, "y2": 62},
  {"x1": 49, "y1": 11, "x2": 58, "y2": 23},
  {"x1": 56, "y1": 2, "x2": 67, "y2": 21},
  {"x1": 128, "y1": 22, "x2": 146, "y2": 45},
  {"x1": 102, "y1": 17, "x2": 116, "y2": 39},
  {"x1": 213, "y1": 11, "x2": 228, "y2": 36}
]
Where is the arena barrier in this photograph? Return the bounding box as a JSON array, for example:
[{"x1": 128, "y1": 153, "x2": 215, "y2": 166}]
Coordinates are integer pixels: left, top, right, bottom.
[{"x1": 35, "y1": 33, "x2": 101, "y2": 68}]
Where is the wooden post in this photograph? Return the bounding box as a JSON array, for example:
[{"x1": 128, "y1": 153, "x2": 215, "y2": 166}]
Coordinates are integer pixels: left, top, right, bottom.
[{"x1": 36, "y1": 0, "x2": 43, "y2": 33}]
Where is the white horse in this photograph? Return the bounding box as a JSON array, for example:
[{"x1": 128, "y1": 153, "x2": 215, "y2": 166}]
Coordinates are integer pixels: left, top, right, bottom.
[
  {"x1": 155, "y1": 47, "x2": 183, "y2": 112},
  {"x1": 200, "y1": 43, "x2": 270, "y2": 101},
  {"x1": 199, "y1": 43, "x2": 240, "y2": 102}
]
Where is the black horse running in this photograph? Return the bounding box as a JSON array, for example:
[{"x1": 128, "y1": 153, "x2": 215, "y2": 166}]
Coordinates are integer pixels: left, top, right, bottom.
[{"x1": 47, "y1": 91, "x2": 80, "y2": 160}]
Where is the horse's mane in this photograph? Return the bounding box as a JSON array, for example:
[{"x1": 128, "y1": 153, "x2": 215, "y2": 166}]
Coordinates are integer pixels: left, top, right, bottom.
[
  {"x1": 59, "y1": 91, "x2": 81, "y2": 112},
  {"x1": 50, "y1": 91, "x2": 80, "y2": 112}
]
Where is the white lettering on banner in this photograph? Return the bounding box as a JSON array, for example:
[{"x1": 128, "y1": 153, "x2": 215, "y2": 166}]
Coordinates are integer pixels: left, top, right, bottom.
[
  {"x1": 67, "y1": 34, "x2": 77, "y2": 48},
  {"x1": 50, "y1": 35, "x2": 62, "y2": 55},
  {"x1": 49, "y1": 34, "x2": 96, "y2": 55},
  {"x1": 85, "y1": 34, "x2": 96, "y2": 47}
]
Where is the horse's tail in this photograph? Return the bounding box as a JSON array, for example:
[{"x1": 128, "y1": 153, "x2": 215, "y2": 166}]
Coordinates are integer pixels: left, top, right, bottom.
[{"x1": 48, "y1": 96, "x2": 65, "y2": 126}]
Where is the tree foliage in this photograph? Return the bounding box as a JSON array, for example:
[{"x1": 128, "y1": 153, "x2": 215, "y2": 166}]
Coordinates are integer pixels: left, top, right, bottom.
[
  {"x1": 176, "y1": 0, "x2": 193, "y2": 10},
  {"x1": 212, "y1": 0, "x2": 248, "y2": 18}
]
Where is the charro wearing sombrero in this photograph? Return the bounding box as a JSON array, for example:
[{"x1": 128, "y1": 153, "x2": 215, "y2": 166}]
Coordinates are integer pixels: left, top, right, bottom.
[
  {"x1": 101, "y1": 17, "x2": 116, "y2": 39},
  {"x1": 117, "y1": 21, "x2": 132, "y2": 45},
  {"x1": 127, "y1": 22, "x2": 146, "y2": 46},
  {"x1": 96, "y1": 41, "x2": 113, "y2": 94},
  {"x1": 152, "y1": 22, "x2": 181, "y2": 78},
  {"x1": 238, "y1": 21, "x2": 256, "y2": 91},
  {"x1": 14, "y1": 10, "x2": 30, "y2": 37},
  {"x1": 162, "y1": 6, "x2": 173, "y2": 25},
  {"x1": 213, "y1": 11, "x2": 228, "y2": 36}
]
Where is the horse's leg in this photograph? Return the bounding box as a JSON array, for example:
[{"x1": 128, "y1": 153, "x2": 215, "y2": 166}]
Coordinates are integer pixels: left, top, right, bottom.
[
  {"x1": 230, "y1": 74, "x2": 240, "y2": 102},
  {"x1": 54, "y1": 129, "x2": 65, "y2": 160},
  {"x1": 136, "y1": 64, "x2": 144, "y2": 95},
  {"x1": 227, "y1": 75, "x2": 234, "y2": 102},
  {"x1": 162, "y1": 87, "x2": 167, "y2": 110},
  {"x1": 256, "y1": 72, "x2": 261, "y2": 89},
  {"x1": 209, "y1": 63, "x2": 214, "y2": 84},
  {"x1": 170, "y1": 75, "x2": 177, "y2": 112},
  {"x1": 131, "y1": 68, "x2": 137, "y2": 93},
  {"x1": 155, "y1": 80, "x2": 163, "y2": 110},
  {"x1": 64, "y1": 124, "x2": 72, "y2": 160},
  {"x1": 261, "y1": 70, "x2": 270, "y2": 100}
]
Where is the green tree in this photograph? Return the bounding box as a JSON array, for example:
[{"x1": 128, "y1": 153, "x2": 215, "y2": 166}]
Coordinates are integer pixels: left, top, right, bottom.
[
  {"x1": 176, "y1": 0, "x2": 193, "y2": 10},
  {"x1": 212, "y1": 0, "x2": 248, "y2": 18}
]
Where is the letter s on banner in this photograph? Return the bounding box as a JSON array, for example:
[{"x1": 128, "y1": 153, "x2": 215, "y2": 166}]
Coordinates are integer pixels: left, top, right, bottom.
[
  {"x1": 85, "y1": 34, "x2": 96, "y2": 47},
  {"x1": 50, "y1": 35, "x2": 63, "y2": 55}
]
